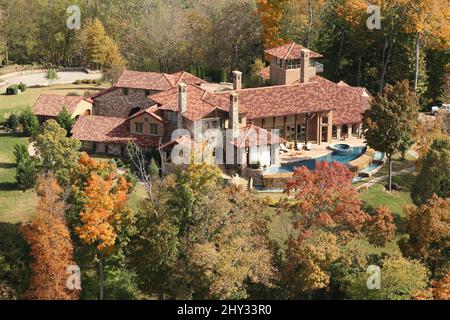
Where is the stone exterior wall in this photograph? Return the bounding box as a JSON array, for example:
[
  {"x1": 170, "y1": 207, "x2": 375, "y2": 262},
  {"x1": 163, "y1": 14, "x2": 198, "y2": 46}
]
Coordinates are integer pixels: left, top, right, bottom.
[
  {"x1": 93, "y1": 87, "x2": 158, "y2": 118},
  {"x1": 130, "y1": 112, "x2": 164, "y2": 137}
]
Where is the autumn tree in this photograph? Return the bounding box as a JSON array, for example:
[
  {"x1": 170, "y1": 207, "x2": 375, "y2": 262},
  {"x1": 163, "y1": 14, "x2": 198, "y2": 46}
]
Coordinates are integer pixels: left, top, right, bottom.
[
  {"x1": 363, "y1": 80, "x2": 420, "y2": 191},
  {"x1": 21, "y1": 172, "x2": 79, "y2": 300},
  {"x1": 256, "y1": 0, "x2": 286, "y2": 48},
  {"x1": 34, "y1": 120, "x2": 81, "y2": 186},
  {"x1": 281, "y1": 0, "x2": 327, "y2": 47},
  {"x1": 430, "y1": 272, "x2": 450, "y2": 300},
  {"x1": 403, "y1": 0, "x2": 450, "y2": 93},
  {"x1": 344, "y1": 256, "x2": 429, "y2": 300},
  {"x1": 413, "y1": 116, "x2": 447, "y2": 171},
  {"x1": 75, "y1": 18, "x2": 126, "y2": 74},
  {"x1": 365, "y1": 206, "x2": 396, "y2": 247},
  {"x1": 75, "y1": 170, "x2": 132, "y2": 300},
  {"x1": 284, "y1": 231, "x2": 341, "y2": 297},
  {"x1": 280, "y1": 161, "x2": 369, "y2": 241},
  {"x1": 411, "y1": 137, "x2": 450, "y2": 205},
  {"x1": 400, "y1": 195, "x2": 450, "y2": 278}
]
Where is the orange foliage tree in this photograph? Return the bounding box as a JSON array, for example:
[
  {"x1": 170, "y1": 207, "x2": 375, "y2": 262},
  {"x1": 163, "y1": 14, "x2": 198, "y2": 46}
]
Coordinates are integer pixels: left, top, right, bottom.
[
  {"x1": 22, "y1": 172, "x2": 79, "y2": 300},
  {"x1": 74, "y1": 156, "x2": 132, "y2": 300},
  {"x1": 280, "y1": 161, "x2": 370, "y2": 241},
  {"x1": 256, "y1": 0, "x2": 287, "y2": 48}
]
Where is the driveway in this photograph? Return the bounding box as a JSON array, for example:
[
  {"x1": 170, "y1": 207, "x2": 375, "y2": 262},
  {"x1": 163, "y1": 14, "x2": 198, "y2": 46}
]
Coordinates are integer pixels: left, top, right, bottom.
[{"x1": 0, "y1": 70, "x2": 103, "y2": 92}]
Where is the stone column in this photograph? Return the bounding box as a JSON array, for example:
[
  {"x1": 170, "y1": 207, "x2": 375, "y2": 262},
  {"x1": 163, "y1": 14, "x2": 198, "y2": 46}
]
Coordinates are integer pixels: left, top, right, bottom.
[
  {"x1": 336, "y1": 125, "x2": 342, "y2": 141},
  {"x1": 348, "y1": 124, "x2": 353, "y2": 138}
]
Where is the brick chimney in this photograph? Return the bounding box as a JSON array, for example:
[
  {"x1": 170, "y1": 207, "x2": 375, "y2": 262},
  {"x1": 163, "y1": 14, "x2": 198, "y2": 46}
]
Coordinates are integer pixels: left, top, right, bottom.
[
  {"x1": 229, "y1": 92, "x2": 240, "y2": 138},
  {"x1": 300, "y1": 49, "x2": 310, "y2": 83},
  {"x1": 232, "y1": 70, "x2": 242, "y2": 91},
  {"x1": 177, "y1": 83, "x2": 187, "y2": 128}
]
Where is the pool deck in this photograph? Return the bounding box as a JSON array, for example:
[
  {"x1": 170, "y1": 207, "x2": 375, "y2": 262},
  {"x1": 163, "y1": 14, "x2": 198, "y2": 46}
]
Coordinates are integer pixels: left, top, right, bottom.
[{"x1": 279, "y1": 138, "x2": 366, "y2": 164}]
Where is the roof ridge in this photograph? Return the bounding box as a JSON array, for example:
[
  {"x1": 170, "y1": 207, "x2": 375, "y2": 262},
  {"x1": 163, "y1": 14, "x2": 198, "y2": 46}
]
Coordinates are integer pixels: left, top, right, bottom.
[{"x1": 282, "y1": 42, "x2": 295, "y2": 60}]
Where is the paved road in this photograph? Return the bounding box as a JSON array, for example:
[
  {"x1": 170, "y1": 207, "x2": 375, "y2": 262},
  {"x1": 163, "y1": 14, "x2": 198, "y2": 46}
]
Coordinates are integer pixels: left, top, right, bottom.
[{"x1": 0, "y1": 70, "x2": 102, "y2": 92}]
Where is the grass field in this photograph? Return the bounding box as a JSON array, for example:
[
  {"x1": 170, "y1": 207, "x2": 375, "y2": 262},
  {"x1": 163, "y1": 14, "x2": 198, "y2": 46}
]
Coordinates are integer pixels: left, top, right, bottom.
[
  {"x1": 0, "y1": 83, "x2": 109, "y2": 122},
  {"x1": 0, "y1": 132, "x2": 37, "y2": 223}
]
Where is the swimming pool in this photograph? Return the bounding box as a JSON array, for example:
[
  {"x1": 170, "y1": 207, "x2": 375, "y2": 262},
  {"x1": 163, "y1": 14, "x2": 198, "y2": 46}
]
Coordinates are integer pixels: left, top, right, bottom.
[{"x1": 264, "y1": 146, "x2": 367, "y2": 174}]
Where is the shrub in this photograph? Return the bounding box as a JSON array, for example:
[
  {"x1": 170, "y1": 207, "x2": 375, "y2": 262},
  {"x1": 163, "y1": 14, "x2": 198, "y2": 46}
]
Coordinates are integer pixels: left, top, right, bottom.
[
  {"x1": 6, "y1": 86, "x2": 19, "y2": 95},
  {"x1": 21, "y1": 110, "x2": 40, "y2": 136},
  {"x1": 66, "y1": 92, "x2": 80, "y2": 96},
  {"x1": 13, "y1": 144, "x2": 29, "y2": 164},
  {"x1": 73, "y1": 80, "x2": 82, "y2": 85},
  {"x1": 18, "y1": 83, "x2": 26, "y2": 92},
  {"x1": 95, "y1": 79, "x2": 102, "y2": 86},
  {"x1": 8, "y1": 114, "x2": 19, "y2": 131}
]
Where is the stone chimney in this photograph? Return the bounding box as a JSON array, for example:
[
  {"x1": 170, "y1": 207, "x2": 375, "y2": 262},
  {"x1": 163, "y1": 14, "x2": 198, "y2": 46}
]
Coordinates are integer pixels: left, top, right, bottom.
[
  {"x1": 232, "y1": 70, "x2": 242, "y2": 91},
  {"x1": 229, "y1": 92, "x2": 240, "y2": 138},
  {"x1": 177, "y1": 83, "x2": 187, "y2": 128},
  {"x1": 300, "y1": 49, "x2": 310, "y2": 83}
]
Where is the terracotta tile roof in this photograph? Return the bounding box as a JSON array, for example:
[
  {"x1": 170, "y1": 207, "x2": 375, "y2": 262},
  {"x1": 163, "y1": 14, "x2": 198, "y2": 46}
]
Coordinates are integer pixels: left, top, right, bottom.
[
  {"x1": 206, "y1": 82, "x2": 334, "y2": 120},
  {"x1": 160, "y1": 135, "x2": 194, "y2": 150},
  {"x1": 150, "y1": 85, "x2": 227, "y2": 121},
  {"x1": 260, "y1": 66, "x2": 271, "y2": 81},
  {"x1": 233, "y1": 125, "x2": 286, "y2": 148},
  {"x1": 32, "y1": 94, "x2": 90, "y2": 117},
  {"x1": 71, "y1": 115, "x2": 160, "y2": 147},
  {"x1": 265, "y1": 42, "x2": 323, "y2": 60},
  {"x1": 312, "y1": 76, "x2": 372, "y2": 125},
  {"x1": 127, "y1": 106, "x2": 166, "y2": 123},
  {"x1": 116, "y1": 70, "x2": 205, "y2": 91}
]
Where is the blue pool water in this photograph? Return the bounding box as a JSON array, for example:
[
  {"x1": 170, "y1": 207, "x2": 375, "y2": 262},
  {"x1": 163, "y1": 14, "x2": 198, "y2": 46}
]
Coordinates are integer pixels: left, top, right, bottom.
[{"x1": 265, "y1": 146, "x2": 367, "y2": 174}]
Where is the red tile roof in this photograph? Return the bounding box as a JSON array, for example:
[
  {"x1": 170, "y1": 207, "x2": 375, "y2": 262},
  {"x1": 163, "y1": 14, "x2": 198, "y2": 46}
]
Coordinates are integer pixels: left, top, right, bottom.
[
  {"x1": 127, "y1": 106, "x2": 166, "y2": 123},
  {"x1": 206, "y1": 82, "x2": 334, "y2": 119},
  {"x1": 150, "y1": 84, "x2": 228, "y2": 121},
  {"x1": 312, "y1": 76, "x2": 371, "y2": 125},
  {"x1": 71, "y1": 115, "x2": 160, "y2": 147},
  {"x1": 116, "y1": 70, "x2": 205, "y2": 91},
  {"x1": 233, "y1": 125, "x2": 286, "y2": 148},
  {"x1": 265, "y1": 42, "x2": 323, "y2": 60},
  {"x1": 32, "y1": 94, "x2": 90, "y2": 117}
]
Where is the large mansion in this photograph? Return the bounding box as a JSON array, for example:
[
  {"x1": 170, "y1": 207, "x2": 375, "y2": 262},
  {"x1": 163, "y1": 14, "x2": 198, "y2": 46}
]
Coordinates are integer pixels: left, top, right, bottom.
[{"x1": 32, "y1": 42, "x2": 371, "y2": 168}]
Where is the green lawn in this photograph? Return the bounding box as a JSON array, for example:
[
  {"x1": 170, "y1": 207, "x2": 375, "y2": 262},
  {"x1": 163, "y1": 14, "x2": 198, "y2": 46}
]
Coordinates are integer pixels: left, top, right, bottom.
[
  {"x1": 0, "y1": 83, "x2": 109, "y2": 122},
  {"x1": 0, "y1": 132, "x2": 37, "y2": 223}
]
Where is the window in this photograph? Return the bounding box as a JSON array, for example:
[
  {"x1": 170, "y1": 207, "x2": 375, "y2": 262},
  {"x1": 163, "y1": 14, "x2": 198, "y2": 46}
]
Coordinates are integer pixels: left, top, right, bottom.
[
  {"x1": 135, "y1": 122, "x2": 143, "y2": 134},
  {"x1": 123, "y1": 88, "x2": 129, "y2": 96},
  {"x1": 287, "y1": 59, "x2": 301, "y2": 69},
  {"x1": 145, "y1": 89, "x2": 151, "y2": 96},
  {"x1": 150, "y1": 123, "x2": 158, "y2": 135},
  {"x1": 165, "y1": 111, "x2": 177, "y2": 123}
]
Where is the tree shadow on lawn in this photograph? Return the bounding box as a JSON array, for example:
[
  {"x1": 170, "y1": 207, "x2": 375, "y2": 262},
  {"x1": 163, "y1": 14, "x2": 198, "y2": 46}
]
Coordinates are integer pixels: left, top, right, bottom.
[
  {"x1": 0, "y1": 222, "x2": 31, "y2": 298},
  {"x1": 0, "y1": 181, "x2": 20, "y2": 191},
  {"x1": 0, "y1": 162, "x2": 16, "y2": 169}
]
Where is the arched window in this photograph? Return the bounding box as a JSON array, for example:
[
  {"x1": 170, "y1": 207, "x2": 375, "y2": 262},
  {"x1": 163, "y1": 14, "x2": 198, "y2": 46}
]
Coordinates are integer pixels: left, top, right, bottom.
[{"x1": 128, "y1": 107, "x2": 141, "y2": 117}]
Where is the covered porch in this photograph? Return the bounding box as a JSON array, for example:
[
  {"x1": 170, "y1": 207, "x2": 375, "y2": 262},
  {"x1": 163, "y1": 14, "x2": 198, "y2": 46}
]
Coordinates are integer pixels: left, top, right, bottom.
[{"x1": 250, "y1": 110, "x2": 334, "y2": 148}]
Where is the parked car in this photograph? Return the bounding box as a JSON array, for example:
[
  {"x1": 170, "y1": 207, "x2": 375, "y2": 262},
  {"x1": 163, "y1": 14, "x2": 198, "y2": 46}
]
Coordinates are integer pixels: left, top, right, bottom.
[{"x1": 431, "y1": 104, "x2": 450, "y2": 115}]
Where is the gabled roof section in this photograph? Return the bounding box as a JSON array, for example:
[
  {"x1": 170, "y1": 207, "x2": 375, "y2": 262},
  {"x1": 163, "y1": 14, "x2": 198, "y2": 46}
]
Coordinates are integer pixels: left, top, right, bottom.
[
  {"x1": 32, "y1": 94, "x2": 90, "y2": 117},
  {"x1": 150, "y1": 84, "x2": 228, "y2": 121},
  {"x1": 265, "y1": 42, "x2": 323, "y2": 60},
  {"x1": 71, "y1": 115, "x2": 160, "y2": 147},
  {"x1": 127, "y1": 106, "x2": 166, "y2": 123},
  {"x1": 232, "y1": 125, "x2": 286, "y2": 148},
  {"x1": 116, "y1": 70, "x2": 205, "y2": 91}
]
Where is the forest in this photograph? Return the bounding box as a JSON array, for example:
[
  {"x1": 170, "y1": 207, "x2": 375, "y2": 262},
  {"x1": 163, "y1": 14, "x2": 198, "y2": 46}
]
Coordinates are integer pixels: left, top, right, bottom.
[{"x1": 0, "y1": 0, "x2": 448, "y2": 106}]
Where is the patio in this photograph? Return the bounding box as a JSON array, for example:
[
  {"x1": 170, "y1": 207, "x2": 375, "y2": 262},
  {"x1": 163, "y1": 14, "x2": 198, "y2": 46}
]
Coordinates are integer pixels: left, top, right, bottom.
[{"x1": 279, "y1": 137, "x2": 366, "y2": 164}]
